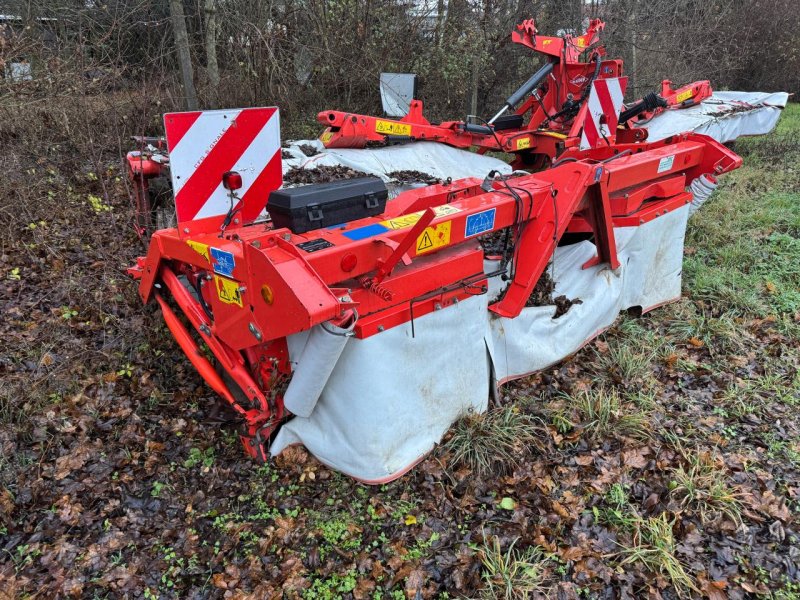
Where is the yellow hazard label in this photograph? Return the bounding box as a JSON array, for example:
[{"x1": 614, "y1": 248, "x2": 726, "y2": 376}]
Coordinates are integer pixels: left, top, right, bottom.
[
  {"x1": 186, "y1": 240, "x2": 209, "y2": 262},
  {"x1": 375, "y1": 120, "x2": 412, "y2": 136},
  {"x1": 576, "y1": 38, "x2": 585, "y2": 48},
  {"x1": 380, "y1": 205, "x2": 460, "y2": 231},
  {"x1": 542, "y1": 39, "x2": 552, "y2": 46},
  {"x1": 320, "y1": 131, "x2": 333, "y2": 144},
  {"x1": 214, "y1": 275, "x2": 243, "y2": 307},
  {"x1": 382, "y1": 214, "x2": 421, "y2": 230},
  {"x1": 516, "y1": 137, "x2": 531, "y2": 150},
  {"x1": 416, "y1": 222, "x2": 451, "y2": 254},
  {"x1": 675, "y1": 89, "x2": 693, "y2": 103}
]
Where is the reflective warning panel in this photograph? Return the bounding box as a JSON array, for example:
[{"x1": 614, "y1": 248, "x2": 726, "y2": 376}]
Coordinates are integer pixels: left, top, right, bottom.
[
  {"x1": 164, "y1": 107, "x2": 283, "y2": 235},
  {"x1": 579, "y1": 77, "x2": 628, "y2": 150}
]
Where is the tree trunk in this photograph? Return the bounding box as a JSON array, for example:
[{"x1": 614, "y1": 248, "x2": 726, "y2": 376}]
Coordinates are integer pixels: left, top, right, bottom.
[
  {"x1": 204, "y1": 0, "x2": 220, "y2": 91},
  {"x1": 170, "y1": 0, "x2": 198, "y2": 110},
  {"x1": 629, "y1": 0, "x2": 638, "y2": 97},
  {"x1": 470, "y1": 54, "x2": 479, "y2": 116},
  {"x1": 436, "y1": 0, "x2": 447, "y2": 48}
]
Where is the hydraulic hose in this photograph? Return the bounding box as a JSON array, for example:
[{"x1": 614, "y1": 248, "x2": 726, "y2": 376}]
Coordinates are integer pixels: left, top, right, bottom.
[
  {"x1": 619, "y1": 92, "x2": 668, "y2": 123},
  {"x1": 489, "y1": 62, "x2": 554, "y2": 123}
]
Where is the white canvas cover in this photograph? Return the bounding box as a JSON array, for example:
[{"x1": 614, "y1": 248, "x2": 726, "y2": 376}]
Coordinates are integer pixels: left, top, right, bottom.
[
  {"x1": 487, "y1": 207, "x2": 688, "y2": 384},
  {"x1": 281, "y1": 139, "x2": 512, "y2": 184},
  {"x1": 273, "y1": 293, "x2": 492, "y2": 482},
  {"x1": 640, "y1": 91, "x2": 788, "y2": 143}
]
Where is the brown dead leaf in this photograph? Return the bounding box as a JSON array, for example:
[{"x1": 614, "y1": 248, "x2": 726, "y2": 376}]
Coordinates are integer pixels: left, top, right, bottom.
[
  {"x1": 0, "y1": 488, "x2": 14, "y2": 519},
  {"x1": 552, "y1": 500, "x2": 572, "y2": 520},
  {"x1": 54, "y1": 446, "x2": 90, "y2": 480},
  {"x1": 404, "y1": 569, "x2": 425, "y2": 597},
  {"x1": 559, "y1": 546, "x2": 585, "y2": 562},
  {"x1": 274, "y1": 445, "x2": 308, "y2": 468},
  {"x1": 698, "y1": 574, "x2": 728, "y2": 600},
  {"x1": 622, "y1": 447, "x2": 649, "y2": 469},
  {"x1": 212, "y1": 573, "x2": 227, "y2": 589}
]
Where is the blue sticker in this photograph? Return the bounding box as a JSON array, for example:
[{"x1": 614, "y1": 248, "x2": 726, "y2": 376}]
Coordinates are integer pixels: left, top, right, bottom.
[
  {"x1": 210, "y1": 247, "x2": 236, "y2": 277},
  {"x1": 341, "y1": 223, "x2": 389, "y2": 241},
  {"x1": 465, "y1": 208, "x2": 496, "y2": 238}
]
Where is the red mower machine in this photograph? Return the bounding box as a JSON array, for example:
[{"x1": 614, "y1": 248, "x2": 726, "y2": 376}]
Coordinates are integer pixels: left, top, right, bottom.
[{"x1": 127, "y1": 18, "x2": 740, "y2": 475}]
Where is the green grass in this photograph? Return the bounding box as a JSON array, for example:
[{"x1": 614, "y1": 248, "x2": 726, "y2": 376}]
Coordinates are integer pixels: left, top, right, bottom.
[
  {"x1": 593, "y1": 483, "x2": 641, "y2": 531},
  {"x1": 668, "y1": 450, "x2": 742, "y2": 525},
  {"x1": 477, "y1": 536, "x2": 550, "y2": 600},
  {"x1": 666, "y1": 301, "x2": 747, "y2": 355},
  {"x1": 552, "y1": 387, "x2": 650, "y2": 442},
  {"x1": 685, "y1": 106, "x2": 800, "y2": 319},
  {"x1": 618, "y1": 514, "x2": 698, "y2": 597},
  {"x1": 442, "y1": 405, "x2": 541, "y2": 475}
]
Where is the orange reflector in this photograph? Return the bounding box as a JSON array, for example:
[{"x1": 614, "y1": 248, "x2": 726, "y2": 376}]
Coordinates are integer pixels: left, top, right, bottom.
[{"x1": 260, "y1": 284, "x2": 274, "y2": 304}]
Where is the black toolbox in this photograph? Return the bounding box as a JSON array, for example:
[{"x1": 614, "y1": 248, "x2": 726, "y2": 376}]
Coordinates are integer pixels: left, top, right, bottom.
[{"x1": 267, "y1": 177, "x2": 388, "y2": 234}]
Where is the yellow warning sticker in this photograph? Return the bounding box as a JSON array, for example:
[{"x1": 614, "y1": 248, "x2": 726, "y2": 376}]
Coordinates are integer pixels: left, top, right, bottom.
[
  {"x1": 516, "y1": 137, "x2": 531, "y2": 150},
  {"x1": 380, "y1": 205, "x2": 461, "y2": 231},
  {"x1": 214, "y1": 275, "x2": 243, "y2": 307},
  {"x1": 675, "y1": 89, "x2": 693, "y2": 103},
  {"x1": 382, "y1": 213, "x2": 422, "y2": 230},
  {"x1": 320, "y1": 131, "x2": 333, "y2": 144},
  {"x1": 416, "y1": 222, "x2": 451, "y2": 254},
  {"x1": 375, "y1": 120, "x2": 412, "y2": 136},
  {"x1": 187, "y1": 240, "x2": 209, "y2": 262}
]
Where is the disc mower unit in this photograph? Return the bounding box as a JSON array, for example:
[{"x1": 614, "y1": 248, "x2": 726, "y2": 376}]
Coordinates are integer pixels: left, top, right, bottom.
[
  {"x1": 316, "y1": 18, "x2": 712, "y2": 170},
  {"x1": 127, "y1": 17, "x2": 752, "y2": 478}
]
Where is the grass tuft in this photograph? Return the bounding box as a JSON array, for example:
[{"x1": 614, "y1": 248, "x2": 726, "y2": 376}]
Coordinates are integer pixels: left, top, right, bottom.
[
  {"x1": 443, "y1": 405, "x2": 540, "y2": 476},
  {"x1": 667, "y1": 303, "x2": 746, "y2": 355},
  {"x1": 669, "y1": 450, "x2": 741, "y2": 525},
  {"x1": 478, "y1": 536, "x2": 549, "y2": 600},
  {"x1": 595, "y1": 343, "x2": 655, "y2": 387},
  {"x1": 560, "y1": 387, "x2": 651, "y2": 441},
  {"x1": 618, "y1": 513, "x2": 698, "y2": 597}
]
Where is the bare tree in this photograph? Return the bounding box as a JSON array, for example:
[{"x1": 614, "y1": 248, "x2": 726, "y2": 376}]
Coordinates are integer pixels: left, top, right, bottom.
[
  {"x1": 204, "y1": 0, "x2": 219, "y2": 92},
  {"x1": 169, "y1": 0, "x2": 198, "y2": 110}
]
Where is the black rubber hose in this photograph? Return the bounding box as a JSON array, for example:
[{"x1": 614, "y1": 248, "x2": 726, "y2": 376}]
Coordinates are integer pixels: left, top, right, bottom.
[
  {"x1": 619, "y1": 92, "x2": 668, "y2": 123},
  {"x1": 464, "y1": 123, "x2": 494, "y2": 135},
  {"x1": 504, "y1": 62, "x2": 555, "y2": 109}
]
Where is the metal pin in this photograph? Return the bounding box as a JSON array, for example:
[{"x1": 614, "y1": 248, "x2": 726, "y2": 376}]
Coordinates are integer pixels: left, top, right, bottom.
[{"x1": 248, "y1": 323, "x2": 262, "y2": 341}]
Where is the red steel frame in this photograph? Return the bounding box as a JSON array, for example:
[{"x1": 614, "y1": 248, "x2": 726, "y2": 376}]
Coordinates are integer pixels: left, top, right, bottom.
[{"x1": 130, "y1": 131, "x2": 741, "y2": 461}]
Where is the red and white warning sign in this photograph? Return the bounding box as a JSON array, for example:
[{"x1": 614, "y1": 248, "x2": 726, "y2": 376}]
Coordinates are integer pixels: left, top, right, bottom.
[
  {"x1": 579, "y1": 77, "x2": 627, "y2": 150},
  {"x1": 164, "y1": 107, "x2": 282, "y2": 233}
]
